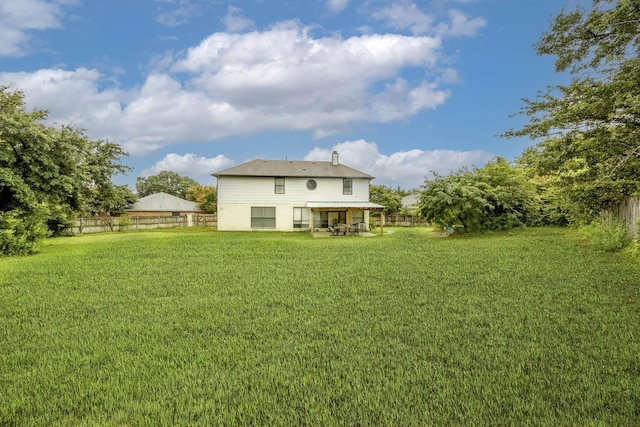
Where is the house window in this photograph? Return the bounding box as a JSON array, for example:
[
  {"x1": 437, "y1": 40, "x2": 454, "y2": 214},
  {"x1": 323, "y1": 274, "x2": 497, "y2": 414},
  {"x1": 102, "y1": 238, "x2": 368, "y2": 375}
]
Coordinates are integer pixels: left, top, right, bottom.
[
  {"x1": 171, "y1": 212, "x2": 180, "y2": 217},
  {"x1": 313, "y1": 211, "x2": 329, "y2": 228},
  {"x1": 306, "y1": 179, "x2": 317, "y2": 190},
  {"x1": 251, "y1": 207, "x2": 276, "y2": 228},
  {"x1": 275, "y1": 177, "x2": 285, "y2": 194},
  {"x1": 293, "y1": 208, "x2": 310, "y2": 229},
  {"x1": 343, "y1": 178, "x2": 352, "y2": 195}
]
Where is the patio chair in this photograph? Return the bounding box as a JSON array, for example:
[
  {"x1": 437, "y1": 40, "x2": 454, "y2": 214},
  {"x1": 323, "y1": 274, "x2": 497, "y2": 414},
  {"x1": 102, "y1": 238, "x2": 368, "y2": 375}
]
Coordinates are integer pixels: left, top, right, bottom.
[
  {"x1": 358, "y1": 222, "x2": 368, "y2": 233},
  {"x1": 337, "y1": 223, "x2": 346, "y2": 235}
]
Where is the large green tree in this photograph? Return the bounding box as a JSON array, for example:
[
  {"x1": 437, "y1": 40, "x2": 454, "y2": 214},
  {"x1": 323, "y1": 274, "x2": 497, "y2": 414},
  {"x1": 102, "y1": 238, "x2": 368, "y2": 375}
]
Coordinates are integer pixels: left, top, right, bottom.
[
  {"x1": 136, "y1": 171, "x2": 197, "y2": 199},
  {"x1": 505, "y1": 0, "x2": 640, "y2": 223},
  {"x1": 186, "y1": 184, "x2": 217, "y2": 213},
  {"x1": 84, "y1": 184, "x2": 137, "y2": 218},
  {"x1": 369, "y1": 185, "x2": 408, "y2": 214},
  {"x1": 417, "y1": 158, "x2": 538, "y2": 232},
  {"x1": 0, "y1": 86, "x2": 130, "y2": 254}
]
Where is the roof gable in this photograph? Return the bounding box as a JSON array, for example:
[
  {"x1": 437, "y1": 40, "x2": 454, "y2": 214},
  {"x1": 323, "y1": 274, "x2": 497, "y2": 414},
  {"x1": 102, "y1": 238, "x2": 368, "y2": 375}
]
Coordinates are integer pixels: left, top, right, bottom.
[
  {"x1": 128, "y1": 192, "x2": 204, "y2": 212},
  {"x1": 213, "y1": 159, "x2": 374, "y2": 179}
]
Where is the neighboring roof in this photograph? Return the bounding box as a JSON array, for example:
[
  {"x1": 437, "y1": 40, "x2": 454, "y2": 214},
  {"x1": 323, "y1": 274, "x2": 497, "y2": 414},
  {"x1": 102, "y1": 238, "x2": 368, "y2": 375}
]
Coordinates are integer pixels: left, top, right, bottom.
[
  {"x1": 213, "y1": 159, "x2": 374, "y2": 179},
  {"x1": 306, "y1": 201, "x2": 385, "y2": 209},
  {"x1": 127, "y1": 192, "x2": 204, "y2": 212},
  {"x1": 402, "y1": 194, "x2": 420, "y2": 208}
]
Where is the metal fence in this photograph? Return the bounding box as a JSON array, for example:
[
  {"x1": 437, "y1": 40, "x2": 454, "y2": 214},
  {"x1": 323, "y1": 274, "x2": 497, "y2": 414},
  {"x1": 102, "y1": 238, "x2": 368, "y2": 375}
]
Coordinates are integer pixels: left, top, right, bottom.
[{"x1": 70, "y1": 214, "x2": 218, "y2": 235}]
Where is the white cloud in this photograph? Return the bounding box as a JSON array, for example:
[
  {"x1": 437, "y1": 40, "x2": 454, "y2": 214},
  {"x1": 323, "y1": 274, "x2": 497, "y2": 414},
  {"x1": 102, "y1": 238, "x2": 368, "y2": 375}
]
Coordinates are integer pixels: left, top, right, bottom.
[
  {"x1": 0, "y1": 67, "x2": 126, "y2": 128},
  {"x1": 369, "y1": 78, "x2": 451, "y2": 122},
  {"x1": 438, "y1": 9, "x2": 486, "y2": 37},
  {"x1": 0, "y1": 7, "x2": 492, "y2": 161},
  {"x1": 138, "y1": 142, "x2": 496, "y2": 189},
  {"x1": 1, "y1": 22, "x2": 454, "y2": 155},
  {"x1": 141, "y1": 153, "x2": 234, "y2": 184},
  {"x1": 155, "y1": 0, "x2": 200, "y2": 27},
  {"x1": 304, "y1": 140, "x2": 496, "y2": 189},
  {"x1": 221, "y1": 6, "x2": 254, "y2": 32},
  {"x1": 371, "y1": 0, "x2": 434, "y2": 36},
  {"x1": 0, "y1": 0, "x2": 75, "y2": 56},
  {"x1": 327, "y1": 0, "x2": 349, "y2": 13},
  {"x1": 371, "y1": 1, "x2": 485, "y2": 38},
  {"x1": 168, "y1": 24, "x2": 447, "y2": 139}
]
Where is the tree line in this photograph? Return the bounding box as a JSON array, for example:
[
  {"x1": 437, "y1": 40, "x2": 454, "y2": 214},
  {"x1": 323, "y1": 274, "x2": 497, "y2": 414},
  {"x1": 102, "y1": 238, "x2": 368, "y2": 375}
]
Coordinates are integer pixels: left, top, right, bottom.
[
  {"x1": 2, "y1": 0, "x2": 638, "y2": 254},
  {"x1": 0, "y1": 90, "x2": 217, "y2": 255},
  {"x1": 419, "y1": 0, "x2": 640, "y2": 234}
]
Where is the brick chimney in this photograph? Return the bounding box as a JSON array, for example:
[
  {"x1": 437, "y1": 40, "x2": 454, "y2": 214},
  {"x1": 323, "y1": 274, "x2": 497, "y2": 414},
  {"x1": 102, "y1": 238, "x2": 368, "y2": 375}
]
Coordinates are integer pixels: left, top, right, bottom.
[{"x1": 331, "y1": 151, "x2": 339, "y2": 166}]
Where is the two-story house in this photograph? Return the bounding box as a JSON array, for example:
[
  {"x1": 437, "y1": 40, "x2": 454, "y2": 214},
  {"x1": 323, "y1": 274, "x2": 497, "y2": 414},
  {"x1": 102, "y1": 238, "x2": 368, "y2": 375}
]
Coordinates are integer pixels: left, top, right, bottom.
[{"x1": 213, "y1": 151, "x2": 384, "y2": 232}]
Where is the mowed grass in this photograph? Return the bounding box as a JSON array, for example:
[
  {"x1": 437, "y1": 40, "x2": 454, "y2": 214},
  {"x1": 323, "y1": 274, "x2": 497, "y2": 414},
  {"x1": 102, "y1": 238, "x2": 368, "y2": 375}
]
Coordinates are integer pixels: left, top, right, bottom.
[{"x1": 1, "y1": 227, "x2": 639, "y2": 425}]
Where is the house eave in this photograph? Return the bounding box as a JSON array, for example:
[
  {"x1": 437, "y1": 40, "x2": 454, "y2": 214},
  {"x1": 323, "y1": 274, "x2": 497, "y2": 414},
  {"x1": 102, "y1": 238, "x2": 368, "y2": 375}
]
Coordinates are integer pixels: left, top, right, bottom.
[{"x1": 306, "y1": 201, "x2": 385, "y2": 210}]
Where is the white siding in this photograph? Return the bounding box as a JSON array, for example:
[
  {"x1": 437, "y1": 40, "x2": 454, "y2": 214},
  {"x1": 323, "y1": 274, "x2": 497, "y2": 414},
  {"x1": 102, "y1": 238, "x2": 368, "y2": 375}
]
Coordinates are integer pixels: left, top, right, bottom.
[
  {"x1": 217, "y1": 176, "x2": 371, "y2": 231},
  {"x1": 217, "y1": 202, "x2": 310, "y2": 231},
  {"x1": 217, "y1": 204, "x2": 250, "y2": 230},
  {"x1": 218, "y1": 176, "x2": 370, "y2": 204}
]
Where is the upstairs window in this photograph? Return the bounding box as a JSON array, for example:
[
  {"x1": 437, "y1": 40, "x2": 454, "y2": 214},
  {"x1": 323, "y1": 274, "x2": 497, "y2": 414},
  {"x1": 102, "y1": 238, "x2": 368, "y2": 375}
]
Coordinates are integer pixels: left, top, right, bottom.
[
  {"x1": 306, "y1": 179, "x2": 317, "y2": 190},
  {"x1": 343, "y1": 178, "x2": 352, "y2": 195},
  {"x1": 275, "y1": 177, "x2": 285, "y2": 194}
]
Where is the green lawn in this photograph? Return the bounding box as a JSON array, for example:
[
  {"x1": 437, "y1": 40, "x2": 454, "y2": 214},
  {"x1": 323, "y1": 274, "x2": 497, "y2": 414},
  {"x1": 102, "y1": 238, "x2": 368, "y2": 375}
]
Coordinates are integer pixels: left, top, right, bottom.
[{"x1": 1, "y1": 227, "x2": 639, "y2": 425}]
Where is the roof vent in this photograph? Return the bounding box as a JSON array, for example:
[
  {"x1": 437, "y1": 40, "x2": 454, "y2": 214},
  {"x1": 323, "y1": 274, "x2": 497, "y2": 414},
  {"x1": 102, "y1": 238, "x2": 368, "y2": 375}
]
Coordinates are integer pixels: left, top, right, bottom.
[{"x1": 331, "y1": 151, "x2": 339, "y2": 166}]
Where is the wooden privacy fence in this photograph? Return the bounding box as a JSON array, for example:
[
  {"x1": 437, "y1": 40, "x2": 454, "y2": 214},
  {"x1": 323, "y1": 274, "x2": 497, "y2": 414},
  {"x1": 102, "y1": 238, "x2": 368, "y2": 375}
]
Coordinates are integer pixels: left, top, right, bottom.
[
  {"x1": 616, "y1": 197, "x2": 640, "y2": 237},
  {"x1": 70, "y1": 214, "x2": 217, "y2": 235},
  {"x1": 370, "y1": 214, "x2": 429, "y2": 227}
]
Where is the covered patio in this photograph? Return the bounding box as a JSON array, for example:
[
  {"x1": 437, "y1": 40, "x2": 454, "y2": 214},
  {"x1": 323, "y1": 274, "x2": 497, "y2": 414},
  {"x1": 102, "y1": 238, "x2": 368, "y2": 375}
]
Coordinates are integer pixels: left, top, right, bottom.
[{"x1": 307, "y1": 201, "x2": 385, "y2": 237}]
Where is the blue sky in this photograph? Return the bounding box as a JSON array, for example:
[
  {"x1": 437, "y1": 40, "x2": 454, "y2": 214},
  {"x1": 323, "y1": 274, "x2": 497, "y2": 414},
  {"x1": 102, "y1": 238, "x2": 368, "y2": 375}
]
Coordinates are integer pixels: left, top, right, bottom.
[{"x1": 0, "y1": 0, "x2": 585, "y2": 190}]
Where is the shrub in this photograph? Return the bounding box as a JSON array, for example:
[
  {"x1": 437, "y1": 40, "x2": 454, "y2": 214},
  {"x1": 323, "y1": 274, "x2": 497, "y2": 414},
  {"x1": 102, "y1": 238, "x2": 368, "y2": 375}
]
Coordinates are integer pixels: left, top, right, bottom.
[
  {"x1": 625, "y1": 219, "x2": 640, "y2": 260},
  {"x1": 580, "y1": 215, "x2": 631, "y2": 252},
  {"x1": 626, "y1": 239, "x2": 640, "y2": 260},
  {"x1": 417, "y1": 158, "x2": 538, "y2": 232},
  {"x1": 117, "y1": 214, "x2": 133, "y2": 231},
  {"x1": 0, "y1": 206, "x2": 50, "y2": 256}
]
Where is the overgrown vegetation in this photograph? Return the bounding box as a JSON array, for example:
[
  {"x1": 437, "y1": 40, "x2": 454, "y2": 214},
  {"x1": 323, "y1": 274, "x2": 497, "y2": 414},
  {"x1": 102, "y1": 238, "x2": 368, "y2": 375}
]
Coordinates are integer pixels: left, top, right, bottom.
[
  {"x1": 369, "y1": 184, "x2": 411, "y2": 214},
  {"x1": 417, "y1": 158, "x2": 538, "y2": 232},
  {"x1": 505, "y1": 0, "x2": 640, "y2": 224},
  {"x1": 186, "y1": 183, "x2": 218, "y2": 213},
  {"x1": 580, "y1": 215, "x2": 632, "y2": 252},
  {"x1": 0, "y1": 86, "x2": 132, "y2": 255},
  {"x1": 415, "y1": 0, "x2": 640, "y2": 237},
  {"x1": 0, "y1": 206, "x2": 49, "y2": 256},
  {"x1": 1, "y1": 228, "x2": 638, "y2": 425},
  {"x1": 136, "y1": 170, "x2": 198, "y2": 199}
]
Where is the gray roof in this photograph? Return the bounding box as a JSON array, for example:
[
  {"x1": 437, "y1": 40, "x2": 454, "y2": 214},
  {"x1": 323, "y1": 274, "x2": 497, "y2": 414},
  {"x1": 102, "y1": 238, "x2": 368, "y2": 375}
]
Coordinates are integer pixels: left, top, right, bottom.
[
  {"x1": 127, "y1": 192, "x2": 204, "y2": 212},
  {"x1": 213, "y1": 159, "x2": 374, "y2": 179},
  {"x1": 402, "y1": 194, "x2": 420, "y2": 207}
]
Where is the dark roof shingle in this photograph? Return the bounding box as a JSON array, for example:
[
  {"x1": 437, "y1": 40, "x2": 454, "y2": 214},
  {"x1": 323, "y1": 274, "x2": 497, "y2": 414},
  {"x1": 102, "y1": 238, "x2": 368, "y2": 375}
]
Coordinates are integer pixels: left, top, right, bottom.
[{"x1": 213, "y1": 159, "x2": 374, "y2": 179}]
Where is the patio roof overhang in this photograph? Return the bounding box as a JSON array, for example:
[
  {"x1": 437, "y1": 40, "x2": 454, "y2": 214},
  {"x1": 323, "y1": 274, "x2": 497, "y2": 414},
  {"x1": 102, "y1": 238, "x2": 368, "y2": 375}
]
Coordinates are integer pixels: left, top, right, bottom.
[{"x1": 306, "y1": 201, "x2": 385, "y2": 210}]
